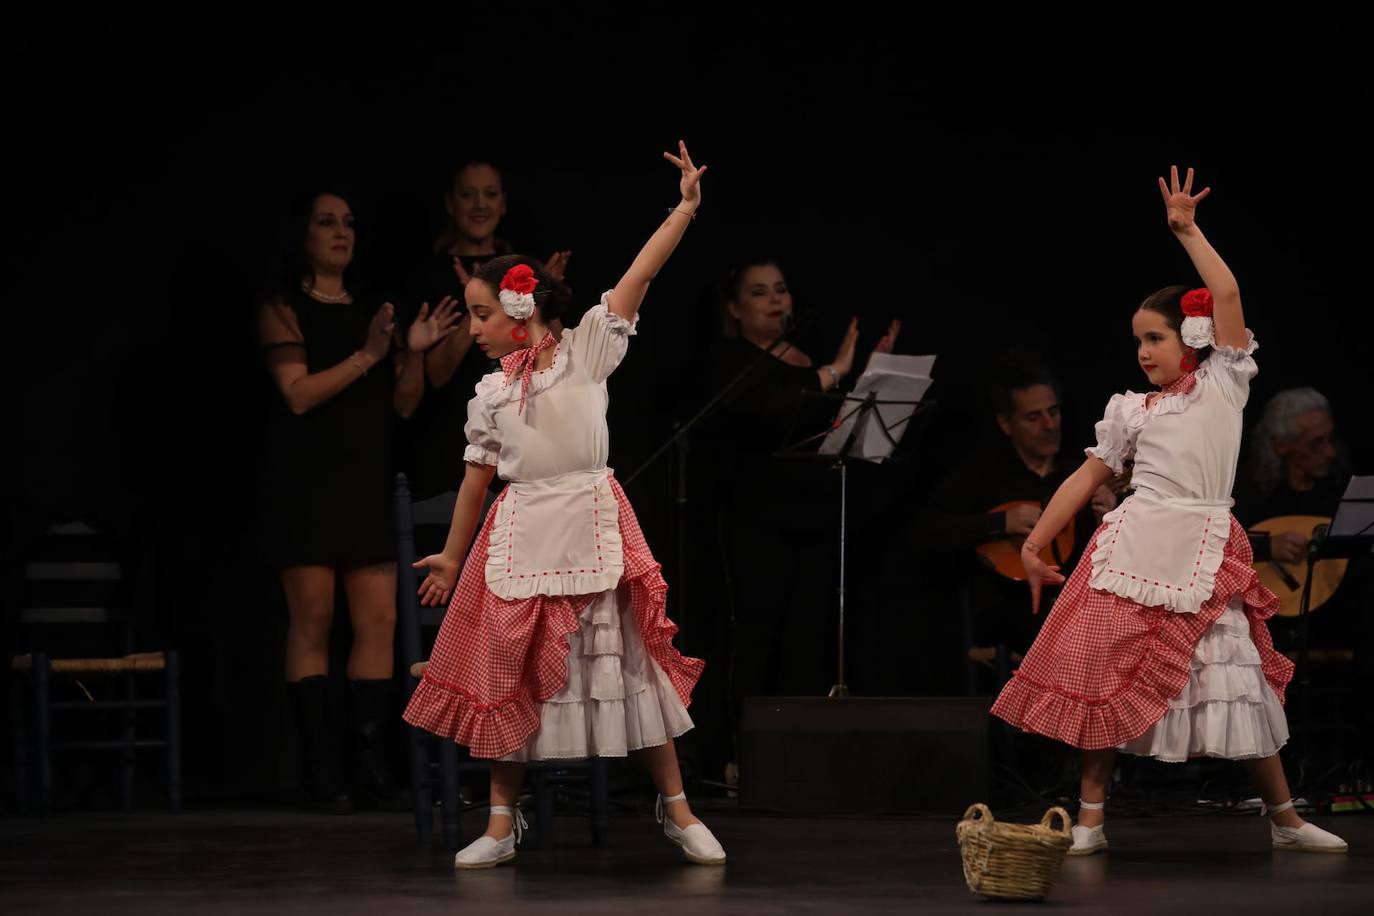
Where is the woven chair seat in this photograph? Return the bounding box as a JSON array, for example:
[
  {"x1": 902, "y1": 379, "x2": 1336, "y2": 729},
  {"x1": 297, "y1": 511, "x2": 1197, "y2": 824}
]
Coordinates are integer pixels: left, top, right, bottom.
[{"x1": 12, "y1": 651, "x2": 167, "y2": 675}]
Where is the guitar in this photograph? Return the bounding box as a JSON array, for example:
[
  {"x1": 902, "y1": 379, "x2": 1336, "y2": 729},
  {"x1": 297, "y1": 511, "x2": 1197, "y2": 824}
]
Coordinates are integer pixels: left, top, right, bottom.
[
  {"x1": 975, "y1": 501, "x2": 1075, "y2": 582},
  {"x1": 1247, "y1": 515, "x2": 1348, "y2": 617}
]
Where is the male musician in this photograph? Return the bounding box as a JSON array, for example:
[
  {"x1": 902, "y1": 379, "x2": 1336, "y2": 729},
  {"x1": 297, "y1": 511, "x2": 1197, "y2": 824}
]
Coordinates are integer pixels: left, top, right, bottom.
[
  {"x1": 1235, "y1": 388, "x2": 1349, "y2": 561},
  {"x1": 916, "y1": 352, "x2": 1115, "y2": 667},
  {"x1": 1235, "y1": 387, "x2": 1361, "y2": 652}
]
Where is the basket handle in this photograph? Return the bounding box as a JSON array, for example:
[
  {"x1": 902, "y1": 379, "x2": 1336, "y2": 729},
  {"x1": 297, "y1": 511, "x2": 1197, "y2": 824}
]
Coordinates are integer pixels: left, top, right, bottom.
[
  {"x1": 1040, "y1": 806, "x2": 1072, "y2": 835},
  {"x1": 962, "y1": 803, "x2": 994, "y2": 824}
]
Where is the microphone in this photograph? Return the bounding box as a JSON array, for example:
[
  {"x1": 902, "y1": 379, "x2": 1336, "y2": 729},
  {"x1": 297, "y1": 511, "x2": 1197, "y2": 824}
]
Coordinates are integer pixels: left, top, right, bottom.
[{"x1": 767, "y1": 310, "x2": 805, "y2": 356}]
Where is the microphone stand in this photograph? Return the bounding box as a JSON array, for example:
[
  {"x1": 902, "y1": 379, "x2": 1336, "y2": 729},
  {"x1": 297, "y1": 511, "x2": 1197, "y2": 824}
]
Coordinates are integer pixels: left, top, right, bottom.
[
  {"x1": 623, "y1": 317, "x2": 802, "y2": 645},
  {"x1": 625, "y1": 318, "x2": 811, "y2": 791}
]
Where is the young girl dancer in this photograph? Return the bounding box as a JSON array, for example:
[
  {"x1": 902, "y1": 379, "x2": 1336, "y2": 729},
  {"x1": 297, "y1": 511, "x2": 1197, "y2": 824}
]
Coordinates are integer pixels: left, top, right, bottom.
[
  {"x1": 991, "y1": 166, "x2": 1347, "y2": 855},
  {"x1": 403, "y1": 142, "x2": 726, "y2": 868}
]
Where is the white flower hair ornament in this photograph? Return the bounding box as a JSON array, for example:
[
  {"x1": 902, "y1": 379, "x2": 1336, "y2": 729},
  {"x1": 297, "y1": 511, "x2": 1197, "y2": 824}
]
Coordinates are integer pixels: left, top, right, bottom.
[{"x1": 1179, "y1": 287, "x2": 1215, "y2": 350}]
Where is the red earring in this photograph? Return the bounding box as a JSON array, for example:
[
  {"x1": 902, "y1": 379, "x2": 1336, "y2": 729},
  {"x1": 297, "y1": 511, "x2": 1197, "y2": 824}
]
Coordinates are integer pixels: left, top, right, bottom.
[
  {"x1": 1180, "y1": 349, "x2": 1198, "y2": 371},
  {"x1": 511, "y1": 326, "x2": 529, "y2": 342}
]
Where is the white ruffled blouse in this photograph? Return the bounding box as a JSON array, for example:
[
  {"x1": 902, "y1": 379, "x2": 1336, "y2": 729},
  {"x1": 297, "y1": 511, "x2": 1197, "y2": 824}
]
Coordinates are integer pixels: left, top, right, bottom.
[{"x1": 463, "y1": 293, "x2": 637, "y2": 481}]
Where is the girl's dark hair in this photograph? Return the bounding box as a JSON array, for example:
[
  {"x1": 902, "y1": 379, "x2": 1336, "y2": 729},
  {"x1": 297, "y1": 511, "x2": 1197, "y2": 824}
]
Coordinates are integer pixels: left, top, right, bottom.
[
  {"x1": 472, "y1": 255, "x2": 566, "y2": 323},
  {"x1": 1137, "y1": 284, "x2": 1213, "y2": 365},
  {"x1": 432, "y1": 159, "x2": 514, "y2": 256}
]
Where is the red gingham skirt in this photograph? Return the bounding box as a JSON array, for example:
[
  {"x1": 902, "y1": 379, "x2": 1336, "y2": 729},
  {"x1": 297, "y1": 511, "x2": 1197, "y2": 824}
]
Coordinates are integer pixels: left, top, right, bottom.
[
  {"x1": 403, "y1": 477, "x2": 704, "y2": 759},
  {"x1": 990, "y1": 515, "x2": 1292, "y2": 750}
]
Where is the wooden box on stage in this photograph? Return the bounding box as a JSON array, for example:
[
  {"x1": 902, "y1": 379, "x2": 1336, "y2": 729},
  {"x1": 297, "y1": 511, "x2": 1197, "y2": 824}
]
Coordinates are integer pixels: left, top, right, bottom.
[{"x1": 739, "y1": 697, "x2": 991, "y2": 816}]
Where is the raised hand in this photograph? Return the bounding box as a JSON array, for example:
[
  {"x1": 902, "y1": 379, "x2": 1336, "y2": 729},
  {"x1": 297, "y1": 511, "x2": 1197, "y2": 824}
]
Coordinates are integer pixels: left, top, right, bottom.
[
  {"x1": 831, "y1": 317, "x2": 860, "y2": 377},
  {"x1": 452, "y1": 256, "x2": 480, "y2": 288},
  {"x1": 545, "y1": 250, "x2": 572, "y2": 283},
  {"x1": 407, "y1": 296, "x2": 463, "y2": 352},
  {"x1": 874, "y1": 319, "x2": 902, "y2": 355},
  {"x1": 608, "y1": 140, "x2": 708, "y2": 324},
  {"x1": 1158, "y1": 165, "x2": 1211, "y2": 234},
  {"x1": 662, "y1": 140, "x2": 706, "y2": 211},
  {"x1": 364, "y1": 303, "x2": 396, "y2": 360}
]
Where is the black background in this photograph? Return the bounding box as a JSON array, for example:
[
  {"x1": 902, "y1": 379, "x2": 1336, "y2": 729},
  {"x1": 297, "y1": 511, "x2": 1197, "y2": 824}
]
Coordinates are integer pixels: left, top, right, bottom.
[{"x1": 7, "y1": 9, "x2": 1368, "y2": 800}]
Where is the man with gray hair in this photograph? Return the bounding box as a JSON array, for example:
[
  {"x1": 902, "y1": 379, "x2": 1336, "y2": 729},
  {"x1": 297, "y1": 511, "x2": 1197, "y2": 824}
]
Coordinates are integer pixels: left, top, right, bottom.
[
  {"x1": 1235, "y1": 387, "x2": 1347, "y2": 562},
  {"x1": 1235, "y1": 386, "x2": 1363, "y2": 663}
]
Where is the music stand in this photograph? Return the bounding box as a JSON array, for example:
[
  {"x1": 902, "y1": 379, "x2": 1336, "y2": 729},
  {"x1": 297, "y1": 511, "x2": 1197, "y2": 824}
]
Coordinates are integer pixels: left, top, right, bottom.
[
  {"x1": 1322, "y1": 475, "x2": 1374, "y2": 552},
  {"x1": 778, "y1": 353, "x2": 935, "y2": 697},
  {"x1": 1292, "y1": 476, "x2": 1374, "y2": 766}
]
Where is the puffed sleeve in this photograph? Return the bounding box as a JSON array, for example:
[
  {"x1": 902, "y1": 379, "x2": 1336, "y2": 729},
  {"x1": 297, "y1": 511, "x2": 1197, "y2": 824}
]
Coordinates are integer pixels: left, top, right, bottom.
[
  {"x1": 1084, "y1": 392, "x2": 1146, "y2": 475},
  {"x1": 1203, "y1": 329, "x2": 1259, "y2": 411},
  {"x1": 567, "y1": 291, "x2": 639, "y2": 384},
  {"x1": 462, "y1": 384, "x2": 501, "y2": 466}
]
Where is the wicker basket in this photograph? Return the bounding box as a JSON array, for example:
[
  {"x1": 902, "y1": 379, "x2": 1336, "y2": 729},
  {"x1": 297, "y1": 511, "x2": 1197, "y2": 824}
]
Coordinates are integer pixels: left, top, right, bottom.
[{"x1": 956, "y1": 803, "x2": 1073, "y2": 901}]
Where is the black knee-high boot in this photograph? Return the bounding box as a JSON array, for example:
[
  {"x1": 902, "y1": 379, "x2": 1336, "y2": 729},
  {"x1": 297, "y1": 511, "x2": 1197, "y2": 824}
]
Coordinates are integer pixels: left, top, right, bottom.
[
  {"x1": 349, "y1": 678, "x2": 401, "y2": 806},
  {"x1": 287, "y1": 676, "x2": 355, "y2": 815}
]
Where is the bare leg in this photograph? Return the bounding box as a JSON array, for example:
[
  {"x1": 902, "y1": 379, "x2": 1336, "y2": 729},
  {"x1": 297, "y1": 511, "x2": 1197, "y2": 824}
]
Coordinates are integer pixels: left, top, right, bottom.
[
  {"x1": 1244, "y1": 755, "x2": 1304, "y2": 828},
  {"x1": 283, "y1": 566, "x2": 336, "y2": 681},
  {"x1": 484, "y1": 761, "x2": 527, "y2": 838},
  {"x1": 1078, "y1": 748, "x2": 1115, "y2": 828},
  {"x1": 341, "y1": 562, "x2": 397, "y2": 680},
  {"x1": 636, "y1": 739, "x2": 702, "y2": 829}
]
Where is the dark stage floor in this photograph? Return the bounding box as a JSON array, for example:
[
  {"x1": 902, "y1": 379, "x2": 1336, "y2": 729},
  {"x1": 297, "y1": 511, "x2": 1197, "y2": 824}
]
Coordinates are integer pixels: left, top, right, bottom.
[{"x1": 3, "y1": 806, "x2": 1372, "y2": 914}]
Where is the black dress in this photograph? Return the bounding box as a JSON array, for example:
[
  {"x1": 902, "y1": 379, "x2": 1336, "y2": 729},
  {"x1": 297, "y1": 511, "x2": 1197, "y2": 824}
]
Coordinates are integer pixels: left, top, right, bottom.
[{"x1": 260, "y1": 288, "x2": 395, "y2": 569}]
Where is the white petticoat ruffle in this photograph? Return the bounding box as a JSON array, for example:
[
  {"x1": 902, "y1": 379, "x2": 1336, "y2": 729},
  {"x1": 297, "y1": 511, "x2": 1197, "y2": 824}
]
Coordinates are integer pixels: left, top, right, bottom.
[
  {"x1": 500, "y1": 583, "x2": 694, "y2": 762},
  {"x1": 1118, "y1": 597, "x2": 1289, "y2": 762}
]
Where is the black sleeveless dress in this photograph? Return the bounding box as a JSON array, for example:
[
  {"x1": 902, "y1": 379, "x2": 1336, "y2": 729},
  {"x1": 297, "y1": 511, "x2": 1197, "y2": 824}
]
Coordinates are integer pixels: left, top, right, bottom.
[{"x1": 260, "y1": 287, "x2": 395, "y2": 569}]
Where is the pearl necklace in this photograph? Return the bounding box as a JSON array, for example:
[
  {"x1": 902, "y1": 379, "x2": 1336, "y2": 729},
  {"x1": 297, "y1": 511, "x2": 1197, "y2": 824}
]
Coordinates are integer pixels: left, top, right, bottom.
[{"x1": 303, "y1": 282, "x2": 349, "y2": 302}]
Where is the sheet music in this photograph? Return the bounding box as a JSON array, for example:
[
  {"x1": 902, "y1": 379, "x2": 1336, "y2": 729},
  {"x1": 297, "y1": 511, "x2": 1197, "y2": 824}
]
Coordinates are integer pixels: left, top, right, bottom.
[
  {"x1": 1330, "y1": 475, "x2": 1374, "y2": 539},
  {"x1": 819, "y1": 353, "x2": 935, "y2": 462},
  {"x1": 1340, "y1": 475, "x2": 1374, "y2": 501}
]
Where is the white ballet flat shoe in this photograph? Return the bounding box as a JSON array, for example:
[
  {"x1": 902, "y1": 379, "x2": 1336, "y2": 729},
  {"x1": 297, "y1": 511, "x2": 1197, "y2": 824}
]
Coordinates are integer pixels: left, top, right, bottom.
[
  {"x1": 1266, "y1": 799, "x2": 1347, "y2": 854},
  {"x1": 1068, "y1": 824, "x2": 1108, "y2": 856},
  {"x1": 1068, "y1": 799, "x2": 1107, "y2": 856},
  {"x1": 454, "y1": 805, "x2": 527, "y2": 869},
  {"x1": 657, "y1": 793, "x2": 726, "y2": 865},
  {"x1": 1271, "y1": 822, "x2": 1349, "y2": 853}
]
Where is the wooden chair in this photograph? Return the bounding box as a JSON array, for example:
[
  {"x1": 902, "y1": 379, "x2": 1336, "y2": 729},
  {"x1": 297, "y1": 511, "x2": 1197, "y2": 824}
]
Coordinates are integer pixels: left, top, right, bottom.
[{"x1": 10, "y1": 522, "x2": 181, "y2": 814}]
